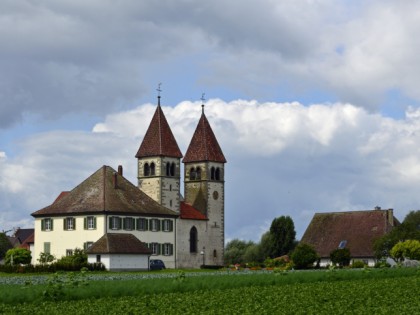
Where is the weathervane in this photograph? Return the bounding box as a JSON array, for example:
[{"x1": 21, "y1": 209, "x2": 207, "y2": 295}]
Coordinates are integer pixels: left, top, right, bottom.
[
  {"x1": 157, "y1": 83, "x2": 162, "y2": 106},
  {"x1": 201, "y1": 93, "x2": 206, "y2": 113}
]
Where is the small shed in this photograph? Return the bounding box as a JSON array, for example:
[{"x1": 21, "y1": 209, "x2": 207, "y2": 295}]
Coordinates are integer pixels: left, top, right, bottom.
[{"x1": 86, "y1": 233, "x2": 152, "y2": 271}]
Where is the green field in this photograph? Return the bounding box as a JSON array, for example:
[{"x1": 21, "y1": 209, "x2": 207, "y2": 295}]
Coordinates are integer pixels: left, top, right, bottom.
[{"x1": 0, "y1": 268, "x2": 419, "y2": 314}]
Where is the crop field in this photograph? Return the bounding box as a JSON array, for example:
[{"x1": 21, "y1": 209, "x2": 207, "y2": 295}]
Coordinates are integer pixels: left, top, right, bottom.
[{"x1": 0, "y1": 268, "x2": 419, "y2": 314}]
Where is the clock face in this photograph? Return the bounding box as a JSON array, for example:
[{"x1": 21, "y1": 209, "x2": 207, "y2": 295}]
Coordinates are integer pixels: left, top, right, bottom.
[{"x1": 213, "y1": 191, "x2": 219, "y2": 200}]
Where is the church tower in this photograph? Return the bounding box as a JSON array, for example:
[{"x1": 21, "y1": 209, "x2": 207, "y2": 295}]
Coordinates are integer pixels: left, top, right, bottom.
[
  {"x1": 183, "y1": 103, "x2": 227, "y2": 265},
  {"x1": 135, "y1": 94, "x2": 183, "y2": 212}
]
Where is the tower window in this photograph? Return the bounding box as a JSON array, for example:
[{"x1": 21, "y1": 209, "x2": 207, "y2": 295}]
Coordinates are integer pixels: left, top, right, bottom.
[
  {"x1": 196, "y1": 167, "x2": 202, "y2": 180},
  {"x1": 211, "y1": 167, "x2": 215, "y2": 180},
  {"x1": 189, "y1": 167, "x2": 196, "y2": 180},
  {"x1": 170, "y1": 162, "x2": 175, "y2": 176},
  {"x1": 166, "y1": 162, "x2": 170, "y2": 176},
  {"x1": 150, "y1": 162, "x2": 156, "y2": 176},
  {"x1": 144, "y1": 163, "x2": 150, "y2": 176},
  {"x1": 190, "y1": 226, "x2": 198, "y2": 253},
  {"x1": 215, "y1": 168, "x2": 221, "y2": 181}
]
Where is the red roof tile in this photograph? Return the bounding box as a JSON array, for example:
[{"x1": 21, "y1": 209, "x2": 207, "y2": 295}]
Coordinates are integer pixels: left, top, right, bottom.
[
  {"x1": 180, "y1": 202, "x2": 208, "y2": 220},
  {"x1": 301, "y1": 209, "x2": 398, "y2": 258},
  {"x1": 53, "y1": 191, "x2": 69, "y2": 203},
  {"x1": 135, "y1": 105, "x2": 182, "y2": 158},
  {"x1": 183, "y1": 112, "x2": 226, "y2": 163},
  {"x1": 86, "y1": 233, "x2": 152, "y2": 255},
  {"x1": 31, "y1": 165, "x2": 178, "y2": 217}
]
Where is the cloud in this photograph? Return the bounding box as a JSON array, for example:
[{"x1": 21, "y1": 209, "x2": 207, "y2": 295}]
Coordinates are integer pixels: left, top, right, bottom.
[
  {"x1": 3, "y1": 99, "x2": 420, "y2": 241},
  {"x1": 3, "y1": 1, "x2": 420, "y2": 129}
]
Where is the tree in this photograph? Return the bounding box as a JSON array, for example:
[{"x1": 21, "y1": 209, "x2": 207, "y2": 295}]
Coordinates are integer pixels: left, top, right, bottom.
[
  {"x1": 330, "y1": 248, "x2": 351, "y2": 267},
  {"x1": 224, "y1": 239, "x2": 255, "y2": 265},
  {"x1": 291, "y1": 243, "x2": 319, "y2": 269},
  {"x1": 38, "y1": 252, "x2": 56, "y2": 265},
  {"x1": 390, "y1": 240, "x2": 420, "y2": 262},
  {"x1": 374, "y1": 210, "x2": 420, "y2": 259},
  {"x1": 268, "y1": 216, "x2": 296, "y2": 258},
  {"x1": 0, "y1": 233, "x2": 12, "y2": 260},
  {"x1": 5, "y1": 248, "x2": 32, "y2": 265}
]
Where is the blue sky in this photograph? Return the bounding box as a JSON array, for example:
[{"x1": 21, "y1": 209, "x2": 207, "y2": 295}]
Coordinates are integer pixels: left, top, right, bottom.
[{"x1": 2, "y1": 1, "x2": 420, "y2": 242}]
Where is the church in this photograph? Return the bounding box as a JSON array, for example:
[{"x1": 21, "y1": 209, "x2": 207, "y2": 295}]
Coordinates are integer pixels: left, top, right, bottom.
[{"x1": 31, "y1": 94, "x2": 226, "y2": 269}]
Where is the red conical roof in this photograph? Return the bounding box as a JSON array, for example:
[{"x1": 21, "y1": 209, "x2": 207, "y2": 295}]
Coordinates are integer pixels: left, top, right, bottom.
[
  {"x1": 135, "y1": 103, "x2": 183, "y2": 158},
  {"x1": 183, "y1": 112, "x2": 226, "y2": 163}
]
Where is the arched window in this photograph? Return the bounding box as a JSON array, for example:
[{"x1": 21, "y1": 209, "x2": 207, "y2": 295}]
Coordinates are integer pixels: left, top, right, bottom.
[
  {"x1": 166, "y1": 162, "x2": 170, "y2": 176},
  {"x1": 144, "y1": 163, "x2": 150, "y2": 176},
  {"x1": 190, "y1": 226, "x2": 197, "y2": 253},
  {"x1": 215, "y1": 168, "x2": 221, "y2": 181},
  {"x1": 189, "y1": 167, "x2": 196, "y2": 180},
  {"x1": 196, "y1": 167, "x2": 202, "y2": 180},
  {"x1": 210, "y1": 167, "x2": 215, "y2": 180},
  {"x1": 170, "y1": 162, "x2": 175, "y2": 176},
  {"x1": 150, "y1": 162, "x2": 155, "y2": 176}
]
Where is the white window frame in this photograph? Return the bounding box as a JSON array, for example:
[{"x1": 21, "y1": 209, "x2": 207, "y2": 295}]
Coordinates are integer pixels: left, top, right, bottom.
[
  {"x1": 163, "y1": 243, "x2": 173, "y2": 256},
  {"x1": 87, "y1": 216, "x2": 95, "y2": 230},
  {"x1": 65, "y1": 217, "x2": 75, "y2": 231},
  {"x1": 162, "y1": 219, "x2": 172, "y2": 232},
  {"x1": 151, "y1": 242, "x2": 159, "y2": 255},
  {"x1": 44, "y1": 218, "x2": 52, "y2": 231},
  {"x1": 66, "y1": 249, "x2": 73, "y2": 256},
  {"x1": 150, "y1": 219, "x2": 160, "y2": 232}
]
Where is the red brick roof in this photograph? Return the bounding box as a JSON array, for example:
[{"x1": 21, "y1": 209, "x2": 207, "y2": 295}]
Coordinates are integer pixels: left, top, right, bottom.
[
  {"x1": 180, "y1": 202, "x2": 208, "y2": 220},
  {"x1": 86, "y1": 233, "x2": 152, "y2": 255},
  {"x1": 183, "y1": 112, "x2": 226, "y2": 163},
  {"x1": 301, "y1": 209, "x2": 398, "y2": 258},
  {"x1": 31, "y1": 165, "x2": 178, "y2": 217},
  {"x1": 135, "y1": 105, "x2": 182, "y2": 158}
]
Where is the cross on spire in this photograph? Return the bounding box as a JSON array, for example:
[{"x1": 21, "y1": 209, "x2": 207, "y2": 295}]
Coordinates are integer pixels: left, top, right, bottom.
[
  {"x1": 201, "y1": 93, "x2": 206, "y2": 114},
  {"x1": 157, "y1": 83, "x2": 162, "y2": 106}
]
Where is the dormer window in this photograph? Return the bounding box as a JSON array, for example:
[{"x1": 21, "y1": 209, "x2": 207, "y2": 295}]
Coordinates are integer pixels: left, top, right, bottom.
[{"x1": 338, "y1": 240, "x2": 347, "y2": 249}]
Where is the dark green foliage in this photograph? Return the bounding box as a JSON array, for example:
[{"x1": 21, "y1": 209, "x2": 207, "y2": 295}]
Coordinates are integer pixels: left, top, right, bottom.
[
  {"x1": 224, "y1": 239, "x2": 255, "y2": 265},
  {"x1": 0, "y1": 233, "x2": 13, "y2": 260},
  {"x1": 5, "y1": 248, "x2": 31, "y2": 265},
  {"x1": 330, "y1": 248, "x2": 351, "y2": 267},
  {"x1": 351, "y1": 260, "x2": 366, "y2": 268},
  {"x1": 374, "y1": 210, "x2": 420, "y2": 259},
  {"x1": 291, "y1": 243, "x2": 319, "y2": 269},
  {"x1": 38, "y1": 252, "x2": 55, "y2": 264},
  {"x1": 267, "y1": 216, "x2": 296, "y2": 258}
]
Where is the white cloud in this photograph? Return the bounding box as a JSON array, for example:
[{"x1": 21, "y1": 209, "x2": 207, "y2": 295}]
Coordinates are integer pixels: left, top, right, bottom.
[{"x1": 3, "y1": 99, "x2": 420, "y2": 241}]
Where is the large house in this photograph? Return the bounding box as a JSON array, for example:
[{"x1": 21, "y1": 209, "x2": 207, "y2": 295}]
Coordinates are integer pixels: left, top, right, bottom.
[
  {"x1": 31, "y1": 95, "x2": 226, "y2": 269},
  {"x1": 301, "y1": 208, "x2": 399, "y2": 266}
]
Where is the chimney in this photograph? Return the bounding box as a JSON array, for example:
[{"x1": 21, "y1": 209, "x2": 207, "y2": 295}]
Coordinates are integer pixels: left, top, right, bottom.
[
  {"x1": 374, "y1": 206, "x2": 381, "y2": 210},
  {"x1": 113, "y1": 172, "x2": 118, "y2": 189},
  {"x1": 118, "y1": 165, "x2": 123, "y2": 176},
  {"x1": 388, "y1": 209, "x2": 394, "y2": 226}
]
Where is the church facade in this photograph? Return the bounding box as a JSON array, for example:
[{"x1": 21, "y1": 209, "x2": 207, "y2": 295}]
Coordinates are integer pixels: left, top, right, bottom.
[{"x1": 31, "y1": 96, "x2": 226, "y2": 269}]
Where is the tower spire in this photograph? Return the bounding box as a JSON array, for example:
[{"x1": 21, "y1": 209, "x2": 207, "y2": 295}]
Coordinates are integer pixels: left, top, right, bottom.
[{"x1": 157, "y1": 83, "x2": 162, "y2": 107}]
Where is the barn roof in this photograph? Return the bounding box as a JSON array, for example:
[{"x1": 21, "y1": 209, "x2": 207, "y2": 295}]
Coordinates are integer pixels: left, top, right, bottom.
[
  {"x1": 301, "y1": 209, "x2": 398, "y2": 258},
  {"x1": 31, "y1": 165, "x2": 178, "y2": 217},
  {"x1": 86, "y1": 233, "x2": 151, "y2": 255}
]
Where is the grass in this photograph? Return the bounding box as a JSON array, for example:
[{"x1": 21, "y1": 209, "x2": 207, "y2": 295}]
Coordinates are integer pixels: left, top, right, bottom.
[{"x1": 0, "y1": 267, "x2": 418, "y2": 305}]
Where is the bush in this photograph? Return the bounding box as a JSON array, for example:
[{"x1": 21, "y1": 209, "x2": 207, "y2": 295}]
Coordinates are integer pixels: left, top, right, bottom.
[
  {"x1": 5, "y1": 248, "x2": 32, "y2": 265},
  {"x1": 330, "y1": 248, "x2": 351, "y2": 267},
  {"x1": 351, "y1": 260, "x2": 366, "y2": 268},
  {"x1": 291, "y1": 243, "x2": 319, "y2": 269},
  {"x1": 390, "y1": 240, "x2": 420, "y2": 262}
]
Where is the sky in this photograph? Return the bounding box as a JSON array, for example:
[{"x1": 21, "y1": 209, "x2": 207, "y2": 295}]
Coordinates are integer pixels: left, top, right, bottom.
[{"x1": 2, "y1": 0, "x2": 420, "y2": 242}]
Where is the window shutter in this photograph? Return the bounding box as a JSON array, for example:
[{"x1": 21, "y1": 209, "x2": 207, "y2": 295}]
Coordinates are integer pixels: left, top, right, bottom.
[
  {"x1": 145, "y1": 219, "x2": 149, "y2": 231},
  {"x1": 157, "y1": 219, "x2": 161, "y2": 231},
  {"x1": 109, "y1": 217, "x2": 112, "y2": 229},
  {"x1": 73, "y1": 218, "x2": 76, "y2": 230},
  {"x1": 158, "y1": 244, "x2": 162, "y2": 255},
  {"x1": 118, "y1": 217, "x2": 122, "y2": 229},
  {"x1": 170, "y1": 244, "x2": 174, "y2": 255},
  {"x1": 93, "y1": 217, "x2": 97, "y2": 229},
  {"x1": 84, "y1": 217, "x2": 87, "y2": 230},
  {"x1": 63, "y1": 218, "x2": 67, "y2": 230},
  {"x1": 169, "y1": 220, "x2": 173, "y2": 232},
  {"x1": 51, "y1": 219, "x2": 53, "y2": 231},
  {"x1": 41, "y1": 219, "x2": 45, "y2": 231},
  {"x1": 83, "y1": 242, "x2": 87, "y2": 250}
]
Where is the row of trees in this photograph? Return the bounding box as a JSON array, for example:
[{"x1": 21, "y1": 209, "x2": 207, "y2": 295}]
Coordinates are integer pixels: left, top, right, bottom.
[{"x1": 225, "y1": 216, "x2": 297, "y2": 265}]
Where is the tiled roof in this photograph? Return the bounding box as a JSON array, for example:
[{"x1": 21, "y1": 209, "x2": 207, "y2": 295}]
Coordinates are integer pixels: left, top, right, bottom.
[
  {"x1": 183, "y1": 112, "x2": 226, "y2": 163},
  {"x1": 301, "y1": 209, "x2": 398, "y2": 258},
  {"x1": 135, "y1": 105, "x2": 183, "y2": 158},
  {"x1": 86, "y1": 233, "x2": 152, "y2": 255},
  {"x1": 31, "y1": 165, "x2": 178, "y2": 217},
  {"x1": 180, "y1": 202, "x2": 208, "y2": 220},
  {"x1": 10, "y1": 228, "x2": 35, "y2": 245},
  {"x1": 20, "y1": 232, "x2": 34, "y2": 250}
]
